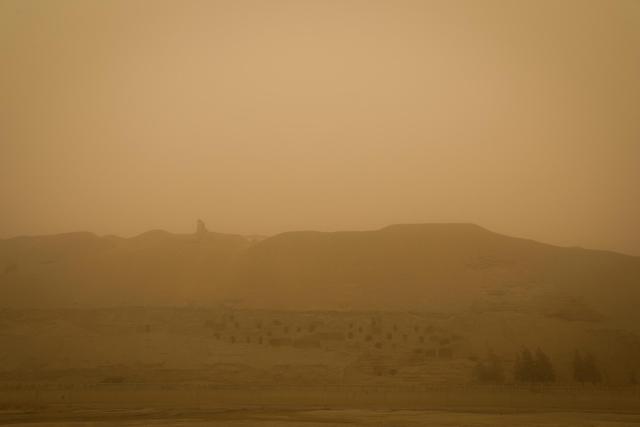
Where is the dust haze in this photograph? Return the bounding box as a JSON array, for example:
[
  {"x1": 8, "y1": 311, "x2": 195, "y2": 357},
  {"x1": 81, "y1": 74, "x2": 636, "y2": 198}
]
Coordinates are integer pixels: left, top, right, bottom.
[{"x1": 1, "y1": 0, "x2": 640, "y2": 425}]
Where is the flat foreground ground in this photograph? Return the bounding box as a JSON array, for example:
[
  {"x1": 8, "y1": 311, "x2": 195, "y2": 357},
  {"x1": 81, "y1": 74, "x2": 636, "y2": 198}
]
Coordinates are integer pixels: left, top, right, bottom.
[{"x1": 3, "y1": 408, "x2": 640, "y2": 426}]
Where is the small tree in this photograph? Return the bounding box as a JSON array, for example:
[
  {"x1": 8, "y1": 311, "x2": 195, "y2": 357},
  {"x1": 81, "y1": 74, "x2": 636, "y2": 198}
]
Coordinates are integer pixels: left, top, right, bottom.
[
  {"x1": 583, "y1": 352, "x2": 602, "y2": 384},
  {"x1": 473, "y1": 360, "x2": 487, "y2": 382},
  {"x1": 514, "y1": 348, "x2": 535, "y2": 382},
  {"x1": 487, "y1": 352, "x2": 505, "y2": 383},
  {"x1": 573, "y1": 350, "x2": 585, "y2": 383},
  {"x1": 574, "y1": 350, "x2": 602, "y2": 384},
  {"x1": 514, "y1": 347, "x2": 555, "y2": 383},
  {"x1": 534, "y1": 348, "x2": 555, "y2": 383}
]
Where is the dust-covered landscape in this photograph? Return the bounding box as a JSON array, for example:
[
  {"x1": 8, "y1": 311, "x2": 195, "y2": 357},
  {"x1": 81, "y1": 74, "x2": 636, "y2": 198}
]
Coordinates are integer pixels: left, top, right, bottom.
[
  {"x1": 3, "y1": 0, "x2": 640, "y2": 424},
  {"x1": 1, "y1": 223, "x2": 640, "y2": 424}
]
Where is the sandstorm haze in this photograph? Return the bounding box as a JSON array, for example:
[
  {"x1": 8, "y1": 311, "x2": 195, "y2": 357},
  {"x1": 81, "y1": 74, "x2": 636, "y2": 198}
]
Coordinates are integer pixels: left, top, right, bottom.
[
  {"x1": 2, "y1": 3, "x2": 640, "y2": 423},
  {"x1": 2, "y1": 0, "x2": 640, "y2": 255}
]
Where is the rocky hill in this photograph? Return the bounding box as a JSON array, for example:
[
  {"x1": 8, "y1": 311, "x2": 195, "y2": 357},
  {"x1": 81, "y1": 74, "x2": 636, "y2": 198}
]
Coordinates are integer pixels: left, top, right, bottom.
[
  {"x1": 0, "y1": 228, "x2": 250, "y2": 307},
  {"x1": 1, "y1": 222, "x2": 639, "y2": 331},
  {"x1": 237, "y1": 224, "x2": 640, "y2": 330},
  {"x1": 1, "y1": 223, "x2": 640, "y2": 385}
]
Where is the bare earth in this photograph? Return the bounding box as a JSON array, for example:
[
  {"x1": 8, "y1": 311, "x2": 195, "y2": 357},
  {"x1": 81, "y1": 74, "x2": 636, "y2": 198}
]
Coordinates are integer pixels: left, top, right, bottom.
[{"x1": 3, "y1": 408, "x2": 640, "y2": 427}]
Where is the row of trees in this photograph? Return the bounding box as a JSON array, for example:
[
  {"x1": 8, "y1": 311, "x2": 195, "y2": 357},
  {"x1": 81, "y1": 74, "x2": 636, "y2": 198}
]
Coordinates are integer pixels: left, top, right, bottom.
[
  {"x1": 514, "y1": 348, "x2": 555, "y2": 382},
  {"x1": 473, "y1": 348, "x2": 603, "y2": 384}
]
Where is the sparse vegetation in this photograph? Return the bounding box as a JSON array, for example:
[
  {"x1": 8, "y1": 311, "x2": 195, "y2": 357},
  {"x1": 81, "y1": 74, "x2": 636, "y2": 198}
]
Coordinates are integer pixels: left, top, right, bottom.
[{"x1": 514, "y1": 348, "x2": 555, "y2": 383}]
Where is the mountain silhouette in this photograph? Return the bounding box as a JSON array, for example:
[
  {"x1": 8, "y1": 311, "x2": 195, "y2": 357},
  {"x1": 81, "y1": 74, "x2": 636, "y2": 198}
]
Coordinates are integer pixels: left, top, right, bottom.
[{"x1": 1, "y1": 223, "x2": 639, "y2": 331}]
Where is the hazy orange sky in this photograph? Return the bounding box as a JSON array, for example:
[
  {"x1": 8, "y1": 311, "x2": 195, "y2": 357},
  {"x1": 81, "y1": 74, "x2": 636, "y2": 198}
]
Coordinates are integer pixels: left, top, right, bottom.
[{"x1": 2, "y1": 0, "x2": 639, "y2": 255}]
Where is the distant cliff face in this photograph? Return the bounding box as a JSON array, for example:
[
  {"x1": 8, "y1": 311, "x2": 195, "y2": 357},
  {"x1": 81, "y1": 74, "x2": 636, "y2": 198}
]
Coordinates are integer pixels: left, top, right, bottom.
[{"x1": 1, "y1": 223, "x2": 639, "y2": 331}]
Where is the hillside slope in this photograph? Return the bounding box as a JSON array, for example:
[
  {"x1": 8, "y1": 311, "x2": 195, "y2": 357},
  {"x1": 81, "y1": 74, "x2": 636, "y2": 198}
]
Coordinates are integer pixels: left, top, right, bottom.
[
  {"x1": 236, "y1": 224, "x2": 640, "y2": 329},
  {"x1": 1, "y1": 223, "x2": 639, "y2": 333},
  {"x1": 0, "y1": 229, "x2": 250, "y2": 307}
]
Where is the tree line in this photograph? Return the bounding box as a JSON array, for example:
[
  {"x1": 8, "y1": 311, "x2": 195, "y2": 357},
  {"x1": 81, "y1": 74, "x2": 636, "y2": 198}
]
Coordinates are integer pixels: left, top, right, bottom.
[{"x1": 473, "y1": 348, "x2": 604, "y2": 384}]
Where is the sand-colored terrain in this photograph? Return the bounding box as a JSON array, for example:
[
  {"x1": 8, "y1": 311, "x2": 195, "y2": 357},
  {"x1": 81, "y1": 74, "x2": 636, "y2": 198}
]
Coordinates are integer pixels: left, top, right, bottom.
[{"x1": 5, "y1": 408, "x2": 640, "y2": 426}]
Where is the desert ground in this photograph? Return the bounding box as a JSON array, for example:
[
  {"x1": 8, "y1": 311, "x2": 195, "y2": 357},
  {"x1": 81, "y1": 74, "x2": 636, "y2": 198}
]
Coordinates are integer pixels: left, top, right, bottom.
[
  {"x1": 4, "y1": 407, "x2": 640, "y2": 426},
  {"x1": 2, "y1": 226, "x2": 640, "y2": 425},
  {"x1": 2, "y1": 381, "x2": 639, "y2": 426},
  {"x1": 1, "y1": 306, "x2": 639, "y2": 425}
]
